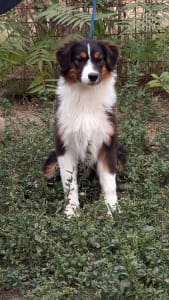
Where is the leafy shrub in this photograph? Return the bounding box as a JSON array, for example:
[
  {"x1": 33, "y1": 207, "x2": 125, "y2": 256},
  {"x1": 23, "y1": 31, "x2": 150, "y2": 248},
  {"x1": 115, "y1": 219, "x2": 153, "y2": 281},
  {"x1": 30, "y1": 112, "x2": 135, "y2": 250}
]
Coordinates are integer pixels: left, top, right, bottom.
[
  {"x1": 148, "y1": 72, "x2": 169, "y2": 94},
  {"x1": 0, "y1": 0, "x2": 169, "y2": 97}
]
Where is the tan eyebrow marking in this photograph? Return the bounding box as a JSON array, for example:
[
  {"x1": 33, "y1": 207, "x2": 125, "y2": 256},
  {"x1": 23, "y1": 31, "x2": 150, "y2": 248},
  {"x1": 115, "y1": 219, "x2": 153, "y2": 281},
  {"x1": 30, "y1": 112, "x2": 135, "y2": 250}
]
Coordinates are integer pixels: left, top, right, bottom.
[
  {"x1": 80, "y1": 51, "x2": 87, "y2": 59},
  {"x1": 94, "y1": 51, "x2": 101, "y2": 59}
]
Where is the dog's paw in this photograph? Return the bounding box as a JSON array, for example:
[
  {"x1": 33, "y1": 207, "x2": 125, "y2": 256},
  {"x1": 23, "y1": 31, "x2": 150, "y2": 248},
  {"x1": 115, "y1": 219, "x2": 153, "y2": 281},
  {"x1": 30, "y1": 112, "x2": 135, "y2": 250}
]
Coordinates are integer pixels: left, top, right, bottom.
[
  {"x1": 107, "y1": 203, "x2": 121, "y2": 216},
  {"x1": 64, "y1": 204, "x2": 80, "y2": 218}
]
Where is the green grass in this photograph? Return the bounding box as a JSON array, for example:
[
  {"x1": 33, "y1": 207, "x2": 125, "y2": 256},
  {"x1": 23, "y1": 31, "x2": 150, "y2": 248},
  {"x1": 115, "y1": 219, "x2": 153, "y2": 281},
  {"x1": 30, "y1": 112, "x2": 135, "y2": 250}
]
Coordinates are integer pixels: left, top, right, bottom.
[{"x1": 0, "y1": 76, "x2": 169, "y2": 299}]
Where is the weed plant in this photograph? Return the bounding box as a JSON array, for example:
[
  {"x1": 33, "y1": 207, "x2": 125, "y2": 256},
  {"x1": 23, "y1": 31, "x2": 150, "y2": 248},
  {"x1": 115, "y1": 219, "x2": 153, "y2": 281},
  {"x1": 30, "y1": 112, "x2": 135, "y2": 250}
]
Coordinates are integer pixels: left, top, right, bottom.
[{"x1": 0, "y1": 70, "x2": 169, "y2": 299}]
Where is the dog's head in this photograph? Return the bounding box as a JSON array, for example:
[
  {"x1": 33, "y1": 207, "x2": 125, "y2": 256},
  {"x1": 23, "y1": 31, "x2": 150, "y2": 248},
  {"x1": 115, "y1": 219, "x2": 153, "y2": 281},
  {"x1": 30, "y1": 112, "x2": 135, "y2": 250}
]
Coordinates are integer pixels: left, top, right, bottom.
[{"x1": 56, "y1": 39, "x2": 119, "y2": 85}]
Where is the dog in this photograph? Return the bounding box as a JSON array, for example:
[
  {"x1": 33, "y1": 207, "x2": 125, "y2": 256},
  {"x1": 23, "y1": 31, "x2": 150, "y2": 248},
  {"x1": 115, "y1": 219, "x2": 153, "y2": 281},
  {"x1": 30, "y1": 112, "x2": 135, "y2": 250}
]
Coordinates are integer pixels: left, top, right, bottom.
[{"x1": 43, "y1": 39, "x2": 127, "y2": 218}]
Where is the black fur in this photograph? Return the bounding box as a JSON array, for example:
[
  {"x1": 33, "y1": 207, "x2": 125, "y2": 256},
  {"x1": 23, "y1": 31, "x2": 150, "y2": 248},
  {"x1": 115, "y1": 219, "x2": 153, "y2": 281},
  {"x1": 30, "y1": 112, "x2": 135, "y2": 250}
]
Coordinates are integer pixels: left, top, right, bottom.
[{"x1": 100, "y1": 42, "x2": 119, "y2": 71}]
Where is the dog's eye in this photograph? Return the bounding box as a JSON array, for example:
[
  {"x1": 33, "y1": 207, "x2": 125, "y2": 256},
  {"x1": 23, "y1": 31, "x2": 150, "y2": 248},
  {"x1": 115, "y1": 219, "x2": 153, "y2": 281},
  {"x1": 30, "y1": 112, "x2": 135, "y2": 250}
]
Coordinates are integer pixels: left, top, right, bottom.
[
  {"x1": 74, "y1": 56, "x2": 83, "y2": 64},
  {"x1": 96, "y1": 56, "x2": 104, "y2": 63}
]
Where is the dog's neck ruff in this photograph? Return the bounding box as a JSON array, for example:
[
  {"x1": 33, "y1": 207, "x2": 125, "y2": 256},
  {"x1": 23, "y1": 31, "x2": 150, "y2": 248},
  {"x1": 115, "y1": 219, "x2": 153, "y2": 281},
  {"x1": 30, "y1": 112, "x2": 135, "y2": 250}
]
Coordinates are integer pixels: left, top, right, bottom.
[{"x1": 57, "y1": 72, "x2": 117, "y2": 109}]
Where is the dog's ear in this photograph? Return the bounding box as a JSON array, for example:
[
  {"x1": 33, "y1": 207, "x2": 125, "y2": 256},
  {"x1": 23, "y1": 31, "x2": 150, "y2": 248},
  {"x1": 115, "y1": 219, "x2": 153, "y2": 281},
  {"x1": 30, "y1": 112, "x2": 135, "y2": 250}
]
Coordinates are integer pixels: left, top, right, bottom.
[
  {"x1": 56, "y1": 40, "x2": 76, "y2": 73},
  {"x1": 100, "y1": 42, "x2": 119, "y2": 71}
]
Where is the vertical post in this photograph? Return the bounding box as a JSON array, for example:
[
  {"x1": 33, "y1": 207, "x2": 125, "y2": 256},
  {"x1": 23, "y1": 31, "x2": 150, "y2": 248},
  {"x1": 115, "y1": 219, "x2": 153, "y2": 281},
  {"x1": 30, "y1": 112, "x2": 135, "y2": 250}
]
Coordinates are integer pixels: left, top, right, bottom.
[{"x1": 89, "y1": 0, "x2": 97, "y2": 38}]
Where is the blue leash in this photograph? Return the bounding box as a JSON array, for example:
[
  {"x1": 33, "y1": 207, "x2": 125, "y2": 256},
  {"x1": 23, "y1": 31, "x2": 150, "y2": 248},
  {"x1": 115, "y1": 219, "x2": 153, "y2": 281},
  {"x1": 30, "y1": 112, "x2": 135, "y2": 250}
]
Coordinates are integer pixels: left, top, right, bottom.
[{"x1": 89, "y1": 0, "x2": 97, "y2": 38}]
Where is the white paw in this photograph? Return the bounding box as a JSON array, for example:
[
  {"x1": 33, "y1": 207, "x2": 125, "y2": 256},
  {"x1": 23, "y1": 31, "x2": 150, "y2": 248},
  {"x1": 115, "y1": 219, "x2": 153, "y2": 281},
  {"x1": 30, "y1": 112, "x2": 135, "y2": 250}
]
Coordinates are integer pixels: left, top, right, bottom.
[
  {"x1": 64, "y1": 204, "x2": 79, "y2": 218},
  {"x1": 106, "y1": 202, "x2": 121, "y2": 216}
]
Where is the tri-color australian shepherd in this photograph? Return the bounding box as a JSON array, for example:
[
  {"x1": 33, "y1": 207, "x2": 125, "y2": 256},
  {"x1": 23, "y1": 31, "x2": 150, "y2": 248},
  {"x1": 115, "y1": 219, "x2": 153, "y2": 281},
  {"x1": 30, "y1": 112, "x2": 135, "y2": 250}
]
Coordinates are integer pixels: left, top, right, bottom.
[{"x1": 43, "y1": 39, "x2": 127, "y2": 218}]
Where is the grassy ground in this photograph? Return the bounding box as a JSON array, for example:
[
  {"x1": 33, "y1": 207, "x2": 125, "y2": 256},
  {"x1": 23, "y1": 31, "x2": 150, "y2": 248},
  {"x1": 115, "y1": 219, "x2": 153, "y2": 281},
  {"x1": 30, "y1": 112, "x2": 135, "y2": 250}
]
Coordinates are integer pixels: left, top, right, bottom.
[{"x1": 0, "y1": 74, "x2": 169, "y2": 299}]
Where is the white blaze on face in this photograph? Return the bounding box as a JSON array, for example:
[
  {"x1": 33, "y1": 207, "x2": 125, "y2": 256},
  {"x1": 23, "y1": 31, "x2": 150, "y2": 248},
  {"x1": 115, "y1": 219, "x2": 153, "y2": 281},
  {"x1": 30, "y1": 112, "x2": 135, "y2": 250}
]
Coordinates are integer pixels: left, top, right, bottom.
[
  {"x1": 81, "y1": 43, "x2": 99, "y2": 85},
  {"x1": 87, "y1": 43, "x2": 91, "y2": 58}
]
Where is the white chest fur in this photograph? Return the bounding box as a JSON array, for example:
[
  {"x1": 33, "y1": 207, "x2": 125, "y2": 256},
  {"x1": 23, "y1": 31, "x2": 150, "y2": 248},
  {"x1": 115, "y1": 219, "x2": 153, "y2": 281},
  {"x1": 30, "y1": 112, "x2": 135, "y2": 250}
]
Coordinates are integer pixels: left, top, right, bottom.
[{"x1": 56, "y1": 74, "x2": 117, "y2": 163}]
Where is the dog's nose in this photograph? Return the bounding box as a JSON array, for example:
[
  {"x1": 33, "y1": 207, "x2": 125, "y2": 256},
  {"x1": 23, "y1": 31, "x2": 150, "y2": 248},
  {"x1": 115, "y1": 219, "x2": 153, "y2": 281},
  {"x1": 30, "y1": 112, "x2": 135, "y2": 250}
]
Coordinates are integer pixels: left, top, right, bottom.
[{"x1": 88, "y1": 73, "x2": 99, "y2": 82}]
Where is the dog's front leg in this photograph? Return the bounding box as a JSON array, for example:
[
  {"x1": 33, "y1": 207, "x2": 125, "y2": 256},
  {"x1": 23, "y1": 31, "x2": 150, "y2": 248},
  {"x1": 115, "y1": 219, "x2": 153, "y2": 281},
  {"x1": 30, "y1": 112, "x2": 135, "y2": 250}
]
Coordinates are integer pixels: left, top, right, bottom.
[
  {"x1": 58, "y1": 152, "x2": 79, "y2": 218},
  {"x1": 97, "y1": 139, "x2": 118, "y2": 215},
  {"x1": 97, "y1": 161, "x2": 118, "y2": 215}
]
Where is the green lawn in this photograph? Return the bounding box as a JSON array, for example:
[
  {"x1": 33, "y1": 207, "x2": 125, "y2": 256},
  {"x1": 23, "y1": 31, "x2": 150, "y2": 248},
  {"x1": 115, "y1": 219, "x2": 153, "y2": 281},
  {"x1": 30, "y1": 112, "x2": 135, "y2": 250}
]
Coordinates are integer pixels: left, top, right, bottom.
[{"x1": 0, "y1": 76, "x2": 169, "y2": 299}]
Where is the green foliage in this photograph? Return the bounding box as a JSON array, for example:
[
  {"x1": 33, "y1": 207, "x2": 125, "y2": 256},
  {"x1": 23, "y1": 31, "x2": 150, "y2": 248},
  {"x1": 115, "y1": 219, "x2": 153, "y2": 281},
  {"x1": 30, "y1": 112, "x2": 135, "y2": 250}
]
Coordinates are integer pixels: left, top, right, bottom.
[
  {"x1": 36, "y1": 3, "x2": 91, "y2": 32},
  {"x1": 123, "y1": 39, "x2": 158, "y2": 63},
  {"x1": 148, "y1": 72, "x2": 169, "y2": 94},
  {"x1": 0, "y1": 94, "x2": 12, "y2": 114},
  {"x1": 0, "y1": 1, "x2": 169, "y2": 97},
  {"x1": 0, "y1": 70, "x2": 169, "y2": 299}
]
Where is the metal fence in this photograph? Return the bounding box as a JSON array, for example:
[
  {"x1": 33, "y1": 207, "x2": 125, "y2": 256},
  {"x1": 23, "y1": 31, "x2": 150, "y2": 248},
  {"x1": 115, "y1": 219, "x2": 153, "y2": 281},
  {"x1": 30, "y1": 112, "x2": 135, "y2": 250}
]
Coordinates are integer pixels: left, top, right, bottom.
[{"x1": 15, "y1": 0, "x2": 168, "y2": 37}]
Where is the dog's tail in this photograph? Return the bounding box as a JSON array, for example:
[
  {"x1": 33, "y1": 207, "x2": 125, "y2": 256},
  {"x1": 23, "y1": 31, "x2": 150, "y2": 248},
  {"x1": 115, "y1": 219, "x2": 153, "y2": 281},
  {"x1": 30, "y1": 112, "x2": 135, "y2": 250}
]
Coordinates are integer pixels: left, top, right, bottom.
[
  {"x1": 116, "y1": 142, "x2": 128, "y2": 171},
  {"x1": 42, "y1": 149, "x2": 57, "y2": 180}
]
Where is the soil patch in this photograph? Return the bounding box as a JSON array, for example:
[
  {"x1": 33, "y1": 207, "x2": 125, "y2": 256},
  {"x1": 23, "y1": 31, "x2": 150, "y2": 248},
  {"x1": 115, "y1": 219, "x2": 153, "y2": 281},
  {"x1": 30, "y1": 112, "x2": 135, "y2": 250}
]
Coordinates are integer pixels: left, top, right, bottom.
[{"x1": 0, "y1": 289, "x2": 27, "y2": 300}]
